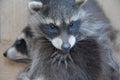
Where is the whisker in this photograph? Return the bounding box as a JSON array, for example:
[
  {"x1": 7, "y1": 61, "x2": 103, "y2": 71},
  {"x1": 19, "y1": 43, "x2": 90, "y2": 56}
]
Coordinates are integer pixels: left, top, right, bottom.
[
  {"x1": 51, "y1": 54, "x2": 61, "y2": 64},
  {"x1": 51, "y1": 51, "x2": 58, "y2": 57},
  {"x1": 64, "y1": 59, "x2": 68, "y2": 69}
]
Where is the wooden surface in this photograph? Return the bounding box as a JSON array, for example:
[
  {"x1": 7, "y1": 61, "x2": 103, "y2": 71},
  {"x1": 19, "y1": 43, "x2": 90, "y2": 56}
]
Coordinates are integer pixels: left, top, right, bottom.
[
  {"x1": 0, "y1": 0, "x2": 28, "y2": 41},
  {"x1": 0, "y1": 40, "x2": 27, "y2": 80}
]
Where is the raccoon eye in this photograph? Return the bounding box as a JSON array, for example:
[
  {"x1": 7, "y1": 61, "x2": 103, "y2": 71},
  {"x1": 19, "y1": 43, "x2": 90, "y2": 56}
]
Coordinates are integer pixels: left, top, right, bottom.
[
  {"x1": 48, "y1": 23, "x2": 57, "y2": 33},
  {"x1": 15, "y1": 39, "x2": 28, "y2": 54},
  {"x1": 15, "y1": 39, "x2": 26, "y2": 46},
  {"x1": 40, "y1": 23, "x2": 59, "y2": 38},
  {"x1": 16, "y1": 39, "x2": 22, "y2": 46},
  {"x1": 69, "y1": 20, "x2": 79, "y2": 34},
  {"x1": 69, "y1": 23, "x2": 74, "y2": 28}
]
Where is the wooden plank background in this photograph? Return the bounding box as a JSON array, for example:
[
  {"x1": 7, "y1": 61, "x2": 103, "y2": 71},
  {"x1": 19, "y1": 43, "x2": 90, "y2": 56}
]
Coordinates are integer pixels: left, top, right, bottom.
[
  {"x1": 97, "y1": 0, "x2": 120, "y2": 30},
  {"x1": 0, "y1": 0, "x2": 29, "y2": 41}
]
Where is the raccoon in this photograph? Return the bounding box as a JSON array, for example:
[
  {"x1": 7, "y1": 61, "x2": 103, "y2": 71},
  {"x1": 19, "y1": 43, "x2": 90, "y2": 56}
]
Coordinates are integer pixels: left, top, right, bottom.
[
  {"x1": 17, "y1": 0, "x2": 119, "y2": 80},
  {"x1": 3, "y1": 26, "x2": 33, "y2": 63}
]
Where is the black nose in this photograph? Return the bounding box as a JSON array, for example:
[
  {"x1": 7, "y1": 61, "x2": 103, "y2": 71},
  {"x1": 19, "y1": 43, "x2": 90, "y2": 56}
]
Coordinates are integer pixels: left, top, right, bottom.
[
  {"x1": 3, "y1": 52, "x2": 7, "y2": 57},
  {"x1": 62, "y1": 43, "x2": 71, "y2": 50}
]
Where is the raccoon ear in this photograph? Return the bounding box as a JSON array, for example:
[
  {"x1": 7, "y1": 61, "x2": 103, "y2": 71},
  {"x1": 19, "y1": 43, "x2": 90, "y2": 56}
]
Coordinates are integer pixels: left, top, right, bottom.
[
  {"x1": 75, "y1": 0, "x2": 87, "y2": 6},
  {"x1": 28, "y1": 1, "x2": 43, "y2": 13}
]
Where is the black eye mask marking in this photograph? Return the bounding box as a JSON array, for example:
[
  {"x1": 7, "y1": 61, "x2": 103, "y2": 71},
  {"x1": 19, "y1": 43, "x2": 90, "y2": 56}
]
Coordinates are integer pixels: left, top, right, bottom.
[
  {"x1": 14, "y1": 39, "x2": 28, "y2": 55},
  {"x1": 68, "y1": 20, "x2": 80, "y2": 35},
  {"x1": 39, "y1": 20, "x2": 80, "y2": 39},
  {"x1": 40, "y1": 23, "x2": 60, "y2": 38}
]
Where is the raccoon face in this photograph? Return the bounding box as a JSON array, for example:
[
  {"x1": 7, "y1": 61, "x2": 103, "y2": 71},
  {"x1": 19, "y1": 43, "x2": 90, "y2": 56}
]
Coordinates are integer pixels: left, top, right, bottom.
[
  {"x1": 3, "y1": 33, "x2": 28, "y2": 60},
  {"x1": 39, "y1": 20, "x2": 80, "y2": 50},
  {"x1": 28, "y1": 0, "x2": 87, "y2": 50},
  {"x1": 3, "y1": 27, "x2": 33, "y2": 63}
]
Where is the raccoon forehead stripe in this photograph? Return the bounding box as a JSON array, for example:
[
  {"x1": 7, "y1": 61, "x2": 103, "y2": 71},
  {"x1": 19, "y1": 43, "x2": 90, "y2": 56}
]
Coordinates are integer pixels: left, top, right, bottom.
[
  {"x1": 65, "y1": 19, "x2": 70, "y2": 24},
  {"x1": 55, "y1": 20, "x2": 61, "y2": 26},
  {"x1": 43, "y1": 18, "x2": 61, "y2": 26},
  {"x1": 45, "y1": 18, "x2": 54, "y2": 24}
]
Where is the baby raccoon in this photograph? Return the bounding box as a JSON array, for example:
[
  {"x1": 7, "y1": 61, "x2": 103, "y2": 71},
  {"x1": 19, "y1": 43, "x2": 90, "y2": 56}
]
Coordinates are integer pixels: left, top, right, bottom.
[
  {"x1": 3, "y1": 26, "x2": 33, "y2": 63},
  {"x1": 17, "y1": 0, "x2": 119, "y2": 80}
]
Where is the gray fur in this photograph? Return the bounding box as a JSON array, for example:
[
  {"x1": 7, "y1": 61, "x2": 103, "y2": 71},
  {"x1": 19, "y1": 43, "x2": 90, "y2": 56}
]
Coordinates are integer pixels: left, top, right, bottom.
[{"x1": 17, "y1": 0, "x2": 119, "y2": 80}]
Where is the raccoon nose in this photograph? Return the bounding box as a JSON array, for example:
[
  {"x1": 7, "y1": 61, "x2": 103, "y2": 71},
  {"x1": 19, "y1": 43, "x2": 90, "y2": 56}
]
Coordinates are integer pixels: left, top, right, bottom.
[
  {"x1": 3, "y1": 52, "x2": 7, "y2": 57},
  {"x1": 62, "y1": 43, "x2": 71, "y2": 50}
]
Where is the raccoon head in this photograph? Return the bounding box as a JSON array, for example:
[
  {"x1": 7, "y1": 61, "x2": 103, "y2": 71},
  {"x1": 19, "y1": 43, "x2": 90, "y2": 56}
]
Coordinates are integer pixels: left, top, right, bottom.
[
  {"x1": 3, "y1": 27, "x2": 33, "y2": 63},
  {"x1": 28, "y1": 0, "x2": 87, "y2": 50}
]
